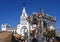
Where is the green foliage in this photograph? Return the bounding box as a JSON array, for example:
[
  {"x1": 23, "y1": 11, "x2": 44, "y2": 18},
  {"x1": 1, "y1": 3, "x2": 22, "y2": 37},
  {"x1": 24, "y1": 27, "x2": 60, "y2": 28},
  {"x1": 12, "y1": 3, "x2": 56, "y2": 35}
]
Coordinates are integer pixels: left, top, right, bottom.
[{"x1": 43, "y1": 29, "x2": 56, "y2": 38}]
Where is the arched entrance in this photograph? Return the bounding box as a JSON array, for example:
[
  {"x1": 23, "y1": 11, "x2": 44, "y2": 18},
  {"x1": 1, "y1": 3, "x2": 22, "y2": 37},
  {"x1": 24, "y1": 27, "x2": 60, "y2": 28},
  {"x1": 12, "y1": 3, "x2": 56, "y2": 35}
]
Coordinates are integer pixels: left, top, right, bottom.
[
  {"x1": 20, "y1": 26, "x2": 28, "y2": 38},
  {"x1": 20, "y1": 26, "x2": 28, "y2": 42},
  {"x1": 21, "y1": 26, "x2": 28, "y2": 32}
]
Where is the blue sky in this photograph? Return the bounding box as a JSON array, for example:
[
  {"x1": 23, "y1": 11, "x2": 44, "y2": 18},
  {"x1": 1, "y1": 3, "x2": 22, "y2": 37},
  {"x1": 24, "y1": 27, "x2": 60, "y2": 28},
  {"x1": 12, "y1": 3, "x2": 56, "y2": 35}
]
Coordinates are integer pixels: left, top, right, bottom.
[{"x1": 0, "y1": 0, "x2": 60, "y2": 30}]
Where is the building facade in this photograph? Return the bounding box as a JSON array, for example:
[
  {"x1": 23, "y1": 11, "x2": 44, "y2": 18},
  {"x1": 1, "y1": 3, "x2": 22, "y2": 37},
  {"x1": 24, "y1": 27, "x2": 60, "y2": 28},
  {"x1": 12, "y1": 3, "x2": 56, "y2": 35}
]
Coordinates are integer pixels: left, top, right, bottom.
[{"x1": 16, "y1": 7, "x2": 30, "y2": 38}]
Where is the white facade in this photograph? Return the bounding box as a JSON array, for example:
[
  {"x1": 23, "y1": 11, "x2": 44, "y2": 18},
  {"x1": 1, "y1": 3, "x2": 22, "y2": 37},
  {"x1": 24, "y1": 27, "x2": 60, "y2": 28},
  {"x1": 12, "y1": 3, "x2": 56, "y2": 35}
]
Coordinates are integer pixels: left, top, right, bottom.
[
  {"x1": 1, "y1": 24, "x2": 16, "y2": 34},
  {"x1": 17, "y1": 7, "x2": 30, "y2": 37},
  {"x1": 1, "y1": 24, "x2": 10, "y2": 31}
]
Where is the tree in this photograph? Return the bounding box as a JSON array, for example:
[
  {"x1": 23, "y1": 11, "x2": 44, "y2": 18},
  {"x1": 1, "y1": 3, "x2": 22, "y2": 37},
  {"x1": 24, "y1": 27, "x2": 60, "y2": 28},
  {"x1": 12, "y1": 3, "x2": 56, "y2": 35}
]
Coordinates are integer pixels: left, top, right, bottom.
[{"x1": 43, "y1": 28, "x2": 56, "y2": 41}]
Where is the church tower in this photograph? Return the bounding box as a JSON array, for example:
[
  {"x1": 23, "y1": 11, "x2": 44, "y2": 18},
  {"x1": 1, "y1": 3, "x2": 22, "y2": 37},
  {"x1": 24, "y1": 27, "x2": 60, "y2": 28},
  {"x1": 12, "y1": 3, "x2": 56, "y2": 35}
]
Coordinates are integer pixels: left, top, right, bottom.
[{"x1": 17, "y1": 6, "x2": 30, "y2": 37}]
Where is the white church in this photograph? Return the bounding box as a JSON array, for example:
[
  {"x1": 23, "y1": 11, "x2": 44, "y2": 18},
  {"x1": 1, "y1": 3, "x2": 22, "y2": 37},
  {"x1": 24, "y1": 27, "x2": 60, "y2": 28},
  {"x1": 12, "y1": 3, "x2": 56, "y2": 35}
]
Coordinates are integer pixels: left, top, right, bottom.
[
  {"x1": 16, "y1": 7, "x2": 31, "y2": 37},
  {"x1": 1, "y1": 6, "x2": 31, "y2": 34},
  {"x1": 1, "y1": 6, "x2": 34, "y2": 41}
]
